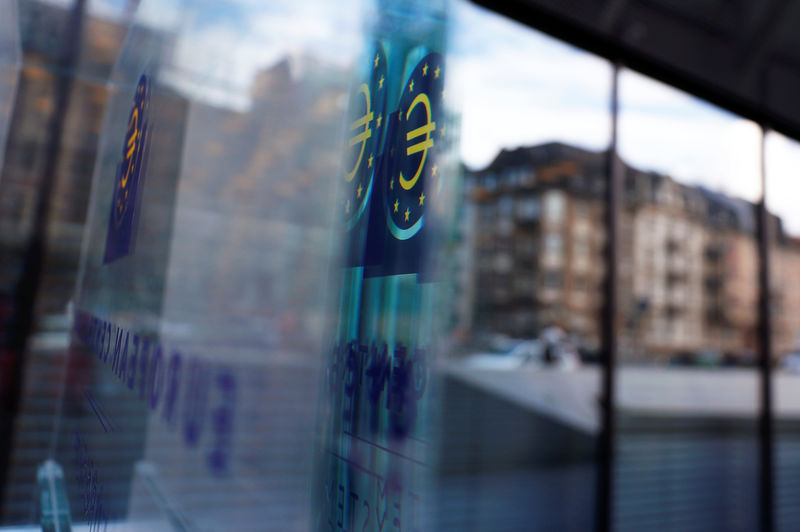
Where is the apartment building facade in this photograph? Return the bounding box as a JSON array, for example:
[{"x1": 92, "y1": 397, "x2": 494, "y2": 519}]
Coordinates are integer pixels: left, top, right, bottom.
[{"x1": 467, "y1": 142, "x2": 800, "y2": 362}]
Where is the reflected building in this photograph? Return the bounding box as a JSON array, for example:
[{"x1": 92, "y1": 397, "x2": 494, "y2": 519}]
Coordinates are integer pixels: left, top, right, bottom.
[
  {"x1": 167, "y1": 55, "x2": 348, "y2": 355},
  {"x1": 0, "y1": 1, "x2": 136, "y2": 521},
  {"x1": 0, "y1": 0, "x2": 135, "y2": 319}
]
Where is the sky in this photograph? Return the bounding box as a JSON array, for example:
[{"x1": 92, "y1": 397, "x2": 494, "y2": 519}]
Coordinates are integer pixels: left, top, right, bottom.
[
  {"x1": 449, "y1": 3, "x2": 764, "y2": 197},
  {"x1": 42, "y1": 0, "x2": 800, "y2": 234},
  {"x1": 449, "y1": 2, "x2": 800, "y2": 234}
]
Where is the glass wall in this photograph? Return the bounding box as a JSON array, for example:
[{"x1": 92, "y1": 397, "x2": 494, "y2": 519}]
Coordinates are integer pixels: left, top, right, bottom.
[
  {"x1": 615, "y1": 70, "x2": 763, "y2": 531},
  {"x1": 0, "y1": 0, "x2": 19, "y2": 177},
  {"x1": 65, "y1": 0, "x2": 363, "y2": 530},
  {"x1": 435, "y1": 4, "x2": 610, "y2": 530},
  {"x1": 0, "y1": 1, "x2": 799, "y2": 531},
  {"x1": 765, "y1": 131, "x2": 800, "y2": 532},
  {"x1": 0, "y1": 0, "x2": 131, "y2": 522}
]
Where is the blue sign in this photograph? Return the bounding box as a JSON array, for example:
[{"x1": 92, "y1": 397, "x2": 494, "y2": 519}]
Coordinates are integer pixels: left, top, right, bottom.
[
  {"x1": 366, "y1": 53, "x2": 446, "y2": 278},
  {"x1": 103, "y1": 74, "x2": 151, "y2": 264}
]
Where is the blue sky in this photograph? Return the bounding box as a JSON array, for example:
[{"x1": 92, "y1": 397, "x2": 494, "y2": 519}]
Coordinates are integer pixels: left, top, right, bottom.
[
  {"x1": 59, "y1": 0, "x2": 800, "y2": 234},
  {"x1": 449, "y1": 2, "x2": 764, "y2": 204},
  {"x1": 448, "y1": 2, "x2": 800, "y2": 235}
]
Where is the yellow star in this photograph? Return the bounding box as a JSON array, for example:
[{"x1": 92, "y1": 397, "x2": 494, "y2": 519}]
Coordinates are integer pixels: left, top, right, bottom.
[
  {"x1": 431, "y1": 164, "x2": 438, "y2": 176},
  {"x1": 409, "y1": 79, "x2": 414, "y2": 92},
  {"x1": 368, "y1": 154, "x2": 373, "y2": 168},
  {"x1": 376, "y1": 114, "x2": 382, "y2": 128},
  {"x1": 422, "y1": 63, "x2": 429, "y2": 76},
  {"x1": 345, "y1": 200, "x2": 350, "y2": 213},
  {"x1": 434, "y1": 65, "x2": 440, "y2": 78},
  {"x1": 378, "y1": 75, "x2": 384, "y2": 89},
  {"x1": 389, "y1": 178, "x2": 394, "y2": 190},
  {"x1": 404, "y1": 208, "x2": 410, "y2": 221},
  {"x1": 398, "y1": 110, "x2": 402, "y2": 122},
  {"x1": 374, "y1": 53, "x2": 379, "y2": 68},
  {"x1": 418, "y1": 192, "x2": 425, "y2": 206},
  {"x1": 393, "y1": 199, "x2": 399, "y2": 212},
  {"x1": 357, "y1": 183, "x2": 363, "y2": 198}
]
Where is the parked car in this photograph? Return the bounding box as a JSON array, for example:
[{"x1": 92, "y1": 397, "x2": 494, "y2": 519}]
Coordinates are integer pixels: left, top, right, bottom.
[
  {"x1": 462, "y1": 340, "x2": 544, "y2": 370},
  {"x1": 462, "y1": 337, "x2": 581, "y2": 371},
  {"x1": 669, "y1": 349, "x2": 723, "y2": 367}
]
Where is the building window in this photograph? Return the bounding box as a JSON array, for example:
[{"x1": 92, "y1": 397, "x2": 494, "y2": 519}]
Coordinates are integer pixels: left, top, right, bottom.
[
  {"x1": 498, "y1": 196, "x2": 513, "y2": 217},
  {"x1": 545, "y1": 232, "x2": 563, "y2": 255},
  {"x1": 543, "y1": 270, "x2": 563, "y2": 288},
  {"x1": 544, "y1": 190, "x2": 566, "y2": 223},
  {"x1": 516, "y1": 197, "x2": 540, "y2": 220}
]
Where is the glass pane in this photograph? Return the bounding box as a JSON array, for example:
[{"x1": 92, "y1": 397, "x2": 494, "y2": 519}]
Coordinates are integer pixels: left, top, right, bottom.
[
  {"x1": 4, "y1": 1, "x2": 780, "y2": 531},
  {"x1": 435, "y1": 3, "x2": 611, "y2": 530},
  {"x1": 1, "y1": 0, "x2": 362, "y2": 529},
  {"x1": 0, "y1": 0, "x2": 129, "y2": 524},
  {"x1": 0, "y1": 0, "x2": 20, "y2": 177},
  {"x1": 765, "y1": 131, "x2": 800, "y2": 532},
  {"x1": 616, "y1": 69, "x2": 762, "y2": 531}
]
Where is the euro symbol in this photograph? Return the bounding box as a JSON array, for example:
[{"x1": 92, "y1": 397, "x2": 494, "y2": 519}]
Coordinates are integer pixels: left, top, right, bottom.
[
  {"x1": 399, "y1": 93, "x2": 435, "y2": 191},
  {"x1": 344, "y1": 83, "x2": 373, "y2": 183},
  {"x1": 120, "y1": 107, "x2": 139, "y2": 189}
]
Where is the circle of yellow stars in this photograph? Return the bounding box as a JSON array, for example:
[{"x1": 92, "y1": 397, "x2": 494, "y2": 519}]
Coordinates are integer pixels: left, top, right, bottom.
[
  {"x1": 346, "y1": 51, "x2": 385, "y2": 216},
  {"x1": 389, "y1": 58, "x2": 444, "y2": 226}
]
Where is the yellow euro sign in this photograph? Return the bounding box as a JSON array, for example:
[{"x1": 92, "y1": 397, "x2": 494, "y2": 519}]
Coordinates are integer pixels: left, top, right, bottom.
[
  {"x1": 344, "y1": 83, "x2": 373, "y2": 183},
  {"x1": 120, "y1": 107, "x2": 139, "y2": 189},
  {"x1": 399, "y1": 92, "x2": 435, "y2": 191}
]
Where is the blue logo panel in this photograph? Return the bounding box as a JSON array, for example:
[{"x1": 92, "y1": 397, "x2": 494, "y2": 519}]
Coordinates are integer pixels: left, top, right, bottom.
[
  {"x1": 366, "y1": 53, "x2": 445, "y2": 278},
  {"x1": 103, "y1": 74, "x2": 151, "y2": 264}
]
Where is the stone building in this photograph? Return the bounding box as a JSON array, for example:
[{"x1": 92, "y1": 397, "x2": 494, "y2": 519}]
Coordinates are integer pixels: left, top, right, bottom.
[{"x1": 465, "y1": 141, "x2": 794, "y2": 363}]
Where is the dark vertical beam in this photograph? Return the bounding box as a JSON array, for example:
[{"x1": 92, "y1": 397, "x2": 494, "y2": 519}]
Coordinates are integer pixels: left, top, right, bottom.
[
  {"x1": 0, "y1": 0, "x2": 86, "y2": 517},
  {"x1": 597, "y1": 61, "x2": 621, "y2": 532},
  {"x1": 756, "y1": 125, "x2": 774, "y2": 532}
]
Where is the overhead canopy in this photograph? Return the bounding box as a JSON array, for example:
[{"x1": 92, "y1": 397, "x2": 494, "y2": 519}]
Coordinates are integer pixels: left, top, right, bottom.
[{"x1": 478, "y1": 0, "x2": 800, "y2": 141}]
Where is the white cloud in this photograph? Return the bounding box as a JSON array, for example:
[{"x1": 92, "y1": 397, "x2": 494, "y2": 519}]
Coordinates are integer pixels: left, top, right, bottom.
[
  {"x1": 766, "y1": 132, "x2": 800, "y2": 235},
  {"x1": 450, "y1": 1, "x2": 612, "y2": 170},
  {"x1": 619, "y1": 109, "x2": 762, "y2": 202},
  {"x1": 618, "y1": 70, "x2": 763, "y2": 206},
  {"x1": 452, "y1": 2, "x2": 768, "y2": 217}
]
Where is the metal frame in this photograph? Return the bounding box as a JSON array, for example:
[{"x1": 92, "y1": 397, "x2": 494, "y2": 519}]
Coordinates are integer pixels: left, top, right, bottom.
[
  {"x1": 597, "y1": 61, "x2": 621, "y2": 532},
  {"x1": 757, "y1": 125, "x2": 775, "y2": 532}
]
